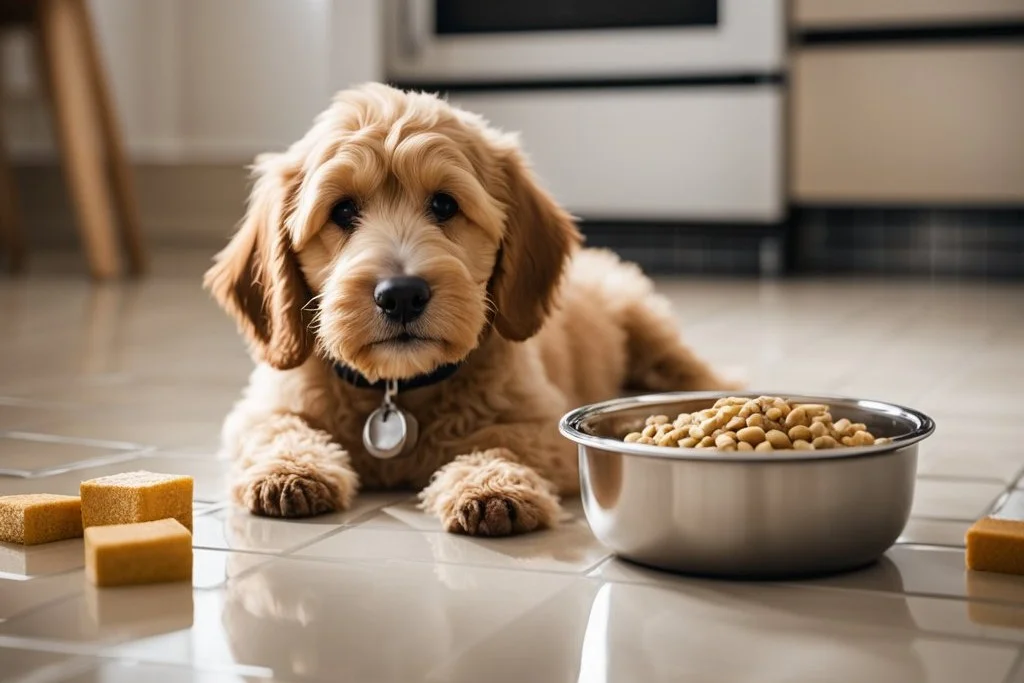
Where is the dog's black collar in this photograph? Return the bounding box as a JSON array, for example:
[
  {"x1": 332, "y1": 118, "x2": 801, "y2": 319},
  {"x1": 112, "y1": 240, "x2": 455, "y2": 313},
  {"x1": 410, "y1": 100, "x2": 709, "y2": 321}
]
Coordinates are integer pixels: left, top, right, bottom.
[{"x1": 333, "y1": 361, "x2": 462, "y2": 392}]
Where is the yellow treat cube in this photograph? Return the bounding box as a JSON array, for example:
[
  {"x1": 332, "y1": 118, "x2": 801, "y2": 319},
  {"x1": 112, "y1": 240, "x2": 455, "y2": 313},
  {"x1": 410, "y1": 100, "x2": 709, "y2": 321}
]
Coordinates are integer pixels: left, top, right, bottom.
[
  {"x1": 0, "y1": 494, "x2": 83, "y2": 545},
  {"x1": 80, "y1": 471, "x2": 193, "y2": 531},
  {"x1": 85, "y1": 518, "x2": 192, "y2": 587},
  {"x1": 966, "y1": 517, "x2": 1024, "y2": 575}
]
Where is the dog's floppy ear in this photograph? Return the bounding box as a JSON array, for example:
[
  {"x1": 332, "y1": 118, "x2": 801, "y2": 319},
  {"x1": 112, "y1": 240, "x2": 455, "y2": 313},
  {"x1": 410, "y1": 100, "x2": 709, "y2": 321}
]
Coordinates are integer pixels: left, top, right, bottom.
[
  {"x1": 203, "y1": 154, "x2": 313, "y2": 370},
  {"x1": 490, "y1": 147, "x2": 582, "y2": 341}
]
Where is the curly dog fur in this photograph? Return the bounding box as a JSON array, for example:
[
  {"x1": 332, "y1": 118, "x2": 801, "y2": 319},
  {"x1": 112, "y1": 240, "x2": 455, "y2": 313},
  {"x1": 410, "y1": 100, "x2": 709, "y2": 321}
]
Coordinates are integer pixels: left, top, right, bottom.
[{"x1": 205, "y1": 83, "x2": 735, "y2": 535}]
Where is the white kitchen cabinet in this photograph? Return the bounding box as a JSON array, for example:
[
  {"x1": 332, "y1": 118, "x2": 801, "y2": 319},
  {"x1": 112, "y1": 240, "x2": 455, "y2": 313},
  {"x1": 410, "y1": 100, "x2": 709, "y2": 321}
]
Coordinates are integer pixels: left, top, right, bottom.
[
  {"x1": 2, "y1": 0, "x2": 382, "y2": 162},
  {"x1": 793, "y1": 0, "x2": 1024, "y2": 28},
  {"x1": 792, "y1": 45, "x2": 1024, "y2": 203}
]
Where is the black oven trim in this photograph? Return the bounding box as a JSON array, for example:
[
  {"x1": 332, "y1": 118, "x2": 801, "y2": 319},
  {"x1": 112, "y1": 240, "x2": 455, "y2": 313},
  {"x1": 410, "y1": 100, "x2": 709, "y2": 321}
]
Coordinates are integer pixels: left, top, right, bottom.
[{"x1": 390, "y1": 73, "x2": 784, "y2": 94}]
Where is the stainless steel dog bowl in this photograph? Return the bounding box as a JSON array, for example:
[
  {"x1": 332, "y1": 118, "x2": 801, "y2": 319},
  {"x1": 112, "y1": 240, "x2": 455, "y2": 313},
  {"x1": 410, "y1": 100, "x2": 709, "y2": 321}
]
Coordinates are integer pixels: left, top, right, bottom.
[{"x1": 559, "y1": 392, "x2": 935, "y2": 579}]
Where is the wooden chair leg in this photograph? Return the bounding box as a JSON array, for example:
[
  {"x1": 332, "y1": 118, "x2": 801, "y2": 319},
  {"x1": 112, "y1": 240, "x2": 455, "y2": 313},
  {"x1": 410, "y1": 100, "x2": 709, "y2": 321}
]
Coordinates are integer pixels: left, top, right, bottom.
[
  {"x1": 35, "y1": 0, "x2": 123, "y2": 279},
  {"x1": 0, "y1": 50, "x2": 26, "y2": 273},
  {"x1": 71, "y1": 0, "x2": 146, "y2": 276},
  {"x1": 0, "y1": 132, "x2": 26, "y2": 275}
]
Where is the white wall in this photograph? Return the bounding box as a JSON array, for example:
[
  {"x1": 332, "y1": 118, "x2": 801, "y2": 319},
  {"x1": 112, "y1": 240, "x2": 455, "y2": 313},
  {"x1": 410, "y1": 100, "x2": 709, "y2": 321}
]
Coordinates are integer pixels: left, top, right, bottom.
[{"x1": 1, "y1": 0, "x2": 382, "y2": 163}]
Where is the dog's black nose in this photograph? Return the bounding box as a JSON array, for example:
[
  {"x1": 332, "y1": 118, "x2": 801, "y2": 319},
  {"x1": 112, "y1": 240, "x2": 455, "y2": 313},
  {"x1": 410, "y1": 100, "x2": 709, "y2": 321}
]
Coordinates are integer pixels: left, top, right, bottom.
[{"x1": 374, "y1": 276, "x2": 431, "y2": 323}]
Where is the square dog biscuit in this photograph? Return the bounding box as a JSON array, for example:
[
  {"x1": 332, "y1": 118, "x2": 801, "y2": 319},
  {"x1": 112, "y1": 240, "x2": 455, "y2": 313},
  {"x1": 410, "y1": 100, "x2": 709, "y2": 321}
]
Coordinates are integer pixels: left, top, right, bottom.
[
  {"x1": 85, "y1": 518, "x2": 192, "y2": 587},
  {"x1": 0, "y1": 494, "x2": 83, "y2": 545},
  {"x1": 80, "y1": 471, "x2": 193, "y2": 531},
  {"x1": 966, "y1": 517, "x2": 1024, "y2": 575}
]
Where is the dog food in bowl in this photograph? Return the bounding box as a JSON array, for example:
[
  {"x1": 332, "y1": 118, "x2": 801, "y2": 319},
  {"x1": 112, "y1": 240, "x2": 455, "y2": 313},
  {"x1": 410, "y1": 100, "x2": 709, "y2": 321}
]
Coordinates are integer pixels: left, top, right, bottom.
[{"x1": 623, "y1": 396, "x2": 892, "y2": 452}]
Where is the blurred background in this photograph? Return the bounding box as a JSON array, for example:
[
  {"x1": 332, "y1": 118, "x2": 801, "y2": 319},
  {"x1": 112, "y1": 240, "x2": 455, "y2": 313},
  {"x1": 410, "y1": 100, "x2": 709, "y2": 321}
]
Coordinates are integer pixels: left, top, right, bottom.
[{"x1": 1, "y1": 0, "x2": 1023, "y2": 278}]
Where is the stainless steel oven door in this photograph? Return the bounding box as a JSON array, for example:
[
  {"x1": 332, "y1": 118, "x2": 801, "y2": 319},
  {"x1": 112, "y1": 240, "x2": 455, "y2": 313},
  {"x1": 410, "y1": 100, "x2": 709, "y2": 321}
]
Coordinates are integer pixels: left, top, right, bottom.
[{"x1": 385, "y1": 0, "x2": 784, "y2": 83}]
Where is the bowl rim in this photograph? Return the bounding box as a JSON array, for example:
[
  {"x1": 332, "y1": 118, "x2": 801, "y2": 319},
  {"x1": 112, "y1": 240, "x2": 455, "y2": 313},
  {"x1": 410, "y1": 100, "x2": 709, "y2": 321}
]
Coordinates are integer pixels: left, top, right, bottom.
[{"x1": 558, "y1": 391, "x2": 936, "y2": 463}]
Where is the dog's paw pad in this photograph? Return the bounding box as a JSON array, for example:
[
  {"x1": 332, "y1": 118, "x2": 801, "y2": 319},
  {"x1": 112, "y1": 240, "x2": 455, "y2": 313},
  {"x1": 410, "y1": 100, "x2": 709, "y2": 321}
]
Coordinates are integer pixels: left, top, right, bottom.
[
  {"x1": 241, "y1": 473, "x2": 337, "y2": 518},
  {"x1": 446, "y1": 493, "x2": 552, "y2": 537}
]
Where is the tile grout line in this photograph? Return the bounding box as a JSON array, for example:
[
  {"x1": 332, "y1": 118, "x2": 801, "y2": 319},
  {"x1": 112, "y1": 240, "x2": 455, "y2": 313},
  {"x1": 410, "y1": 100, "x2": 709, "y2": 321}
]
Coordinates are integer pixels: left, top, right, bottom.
[
  {"x1": 1003, "y1": 646, "x2": 1024, "y2": 683},
  {"x1": 273, "y1": 547, "x2": 628, "y2": 580},
  {"x1": 3, "y1": 431, "x2": 149, "y2": 452},
  {"x1": 591, "y1": 570, "x2": 1024, "y2": 646},
  {"x1": 916, "y1": 473, "x2": 1018, "y2": 485},
  {"x1": 980, "y1": 462, "x2": 1024, "y2": 520},
  {"x1": 262, "y1": 496, "x2": 423, "y2": 557},
  {"x1": 0, "y1": 636, "x2": 276, "y2": 679}
]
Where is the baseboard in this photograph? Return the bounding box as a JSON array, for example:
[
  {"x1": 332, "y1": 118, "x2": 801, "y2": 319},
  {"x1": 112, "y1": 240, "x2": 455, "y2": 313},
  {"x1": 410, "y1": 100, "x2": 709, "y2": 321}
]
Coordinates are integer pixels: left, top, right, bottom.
[
  {"x1": 792, "y1": 206, "x2": 1024, "y2": 278},
  {"x1": 579, "y1": 219, "x2": 787, "y2": 276}
]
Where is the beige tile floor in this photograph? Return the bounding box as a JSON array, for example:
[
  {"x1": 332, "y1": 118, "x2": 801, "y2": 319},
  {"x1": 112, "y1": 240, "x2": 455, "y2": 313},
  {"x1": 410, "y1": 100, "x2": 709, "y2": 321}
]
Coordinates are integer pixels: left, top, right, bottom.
[{"x1": 2, "y1": 252, "x2": 1024, "y2": 682}]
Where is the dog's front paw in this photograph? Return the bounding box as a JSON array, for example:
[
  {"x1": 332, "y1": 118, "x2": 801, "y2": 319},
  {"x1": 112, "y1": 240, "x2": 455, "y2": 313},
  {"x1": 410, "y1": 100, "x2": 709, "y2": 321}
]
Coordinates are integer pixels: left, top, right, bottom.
[
  {"x1": 447, "y1": 491, "x2": 557, "y2": 536},
  {"x1": 233, "y1": 454, "x2": 357, "y2": 518},
  {"x1": 421, "y1": 451, "x2": 561, "y2": 537},
  {"x1": 239, "y1": 472, "x2": 335, "y2": 517}
]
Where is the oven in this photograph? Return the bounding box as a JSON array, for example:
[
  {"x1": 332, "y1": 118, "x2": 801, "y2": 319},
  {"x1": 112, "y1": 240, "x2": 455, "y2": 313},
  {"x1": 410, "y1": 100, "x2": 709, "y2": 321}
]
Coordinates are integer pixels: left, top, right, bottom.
[
  {"x1": 384, "y1": 1, "x2": 787, "y2": 272},
  {"x1": 385, "y1": 0, "x2": 784, "y2": 83}
]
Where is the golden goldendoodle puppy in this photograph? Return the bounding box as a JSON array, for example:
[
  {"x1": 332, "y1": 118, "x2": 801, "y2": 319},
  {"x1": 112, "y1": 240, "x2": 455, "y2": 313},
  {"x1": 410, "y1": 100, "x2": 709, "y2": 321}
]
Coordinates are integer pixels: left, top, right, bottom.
[{"x1": 205, "y1": 83, "x2": 733, "y2": 536}]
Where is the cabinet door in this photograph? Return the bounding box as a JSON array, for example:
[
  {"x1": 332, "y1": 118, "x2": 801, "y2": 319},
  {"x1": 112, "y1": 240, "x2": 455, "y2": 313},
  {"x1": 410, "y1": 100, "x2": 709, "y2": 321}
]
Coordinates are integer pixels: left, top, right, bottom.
[
  {"x1": 793, "y1": 0, "x2": 1024, "y2": 28},
  {"x1": 791, "y1": 45, "x2": 1024, "y2": 203}
]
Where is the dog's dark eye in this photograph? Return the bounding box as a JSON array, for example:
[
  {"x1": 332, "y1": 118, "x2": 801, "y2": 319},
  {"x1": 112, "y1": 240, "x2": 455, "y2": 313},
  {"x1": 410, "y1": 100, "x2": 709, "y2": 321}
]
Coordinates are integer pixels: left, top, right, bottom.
[
  {"x1": 330, "y1": 199, "x2": 360, "y2": 229},
  {"x1": 429, "y1": 192, "x2": 459, "y2": 223}
]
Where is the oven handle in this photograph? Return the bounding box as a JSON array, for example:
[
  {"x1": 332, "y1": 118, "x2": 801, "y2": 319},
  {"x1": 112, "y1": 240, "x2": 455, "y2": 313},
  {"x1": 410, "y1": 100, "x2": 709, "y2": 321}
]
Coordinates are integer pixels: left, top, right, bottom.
[{"x1": 399, "y1": 0, "x2": 429, "y2": 58}]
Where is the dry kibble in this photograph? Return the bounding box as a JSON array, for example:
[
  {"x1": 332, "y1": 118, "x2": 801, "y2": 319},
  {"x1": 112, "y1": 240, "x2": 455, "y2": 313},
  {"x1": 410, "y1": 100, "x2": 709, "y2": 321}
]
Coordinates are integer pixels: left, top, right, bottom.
[
  {"x1": 737, "y1": 426, "x2": 767, "y2": 445},
  {"x1": 788, "y1": 425, "x2": 813, "y2": 442},
  {"x1": 656, "y1": 433, "x2": 679, "y2": 447},
  {"x1": 715, "y1": 434, "x2": 737, "y2": 449},
  {"x1": 725, "y1": 416, "x2": 746, "y2": 432},
  {"x1": 766, "y1": 429, "x2": 792, "y2": 449},
  {"x1": 784, "y1": 408, "x2": 808, "y2": 428},
  {"x1": 875, "y1": 438, "x2": 892, "y2": 446},
  {"x1": 812, "y1": 435, "x2": 839, "y2": 449},
  {"x1": 851, "y1": 431, "x2": 875, "y2": 446},
  {"x1": 627, "y1": 397, "x2": 888, "y2": 454}
]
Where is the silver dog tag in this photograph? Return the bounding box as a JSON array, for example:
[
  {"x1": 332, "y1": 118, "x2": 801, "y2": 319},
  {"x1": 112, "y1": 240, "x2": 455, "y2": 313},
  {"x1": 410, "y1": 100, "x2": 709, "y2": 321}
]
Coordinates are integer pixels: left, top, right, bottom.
[{"x1": 362, "y1": 380, "x2": 418, "y2": 459}]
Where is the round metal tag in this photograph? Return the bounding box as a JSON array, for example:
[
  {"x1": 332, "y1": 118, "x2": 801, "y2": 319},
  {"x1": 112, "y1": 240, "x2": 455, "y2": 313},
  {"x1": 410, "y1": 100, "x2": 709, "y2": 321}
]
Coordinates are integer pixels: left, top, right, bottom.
[{"x1": 363, "y1": 406, "x2": 418, "y2": 460}]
